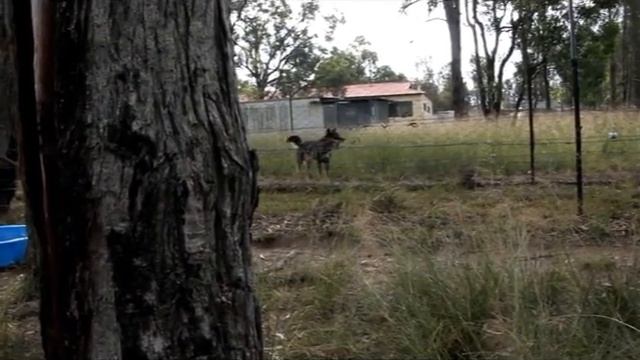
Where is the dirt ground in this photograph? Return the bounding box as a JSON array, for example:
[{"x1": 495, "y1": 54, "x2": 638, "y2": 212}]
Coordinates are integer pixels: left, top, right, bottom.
[{"x1": 1, "y1": 178, "x2": 638, "y2": 359}]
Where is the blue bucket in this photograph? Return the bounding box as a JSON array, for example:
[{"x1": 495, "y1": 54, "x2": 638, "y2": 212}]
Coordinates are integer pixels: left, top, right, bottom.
[{"x1": 0, "y1": 225, "x2": 29, "y2": 268}]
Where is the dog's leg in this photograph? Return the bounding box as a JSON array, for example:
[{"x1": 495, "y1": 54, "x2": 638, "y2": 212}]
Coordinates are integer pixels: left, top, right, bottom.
[
  {"x1": 305, "y1": 159, "x2": 312, "y2": 180},
  {"x1": 296, "y1": 151, "x2": 304, "y2": 173}
]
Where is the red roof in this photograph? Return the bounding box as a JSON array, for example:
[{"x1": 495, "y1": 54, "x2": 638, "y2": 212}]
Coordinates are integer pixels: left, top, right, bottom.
[{"x1": 341, "y1": 82, "x2": 424, "y2": 98}]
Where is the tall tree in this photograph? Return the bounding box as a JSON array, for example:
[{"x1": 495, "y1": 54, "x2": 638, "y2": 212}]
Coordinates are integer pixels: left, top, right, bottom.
[
  {"x1": 466, "y1": 0, "x2": 519, "y2": 117},
  {"x1": 313, "y1": 47, "x2": 367, "y2": 96},
  {"x1": 275, "y1": 47, "x2": 322, "y2": 99},
  {"x1": 403, "y1": 0, "x2": 466, "y2": 117},
  {"x1": 372, "y1": 65, "x2": 408, "y2": 82},
  {"x1": 627, "y1": 0, "x2": 640, "y2": 105},
  {"x1": 417, "y1": 60, "x2": 460, "y2": 111},
  {"x1": 232, "y1": 0, "x2": 330, "y2": 99},
  {"x1": 312, "y1": 37, "x2": 406, "y2": 95},
  {"x1": 0, "y1": 0, "x2": 18, "y2": 214},
  {"x1": 12, "y1": 1, "x2": 262, "y2": 359}
]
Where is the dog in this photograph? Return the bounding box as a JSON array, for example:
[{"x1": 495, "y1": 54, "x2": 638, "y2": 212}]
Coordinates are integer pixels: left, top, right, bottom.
[{"x1": 286, "y1": 128, "x2": 345, "y2": 176}]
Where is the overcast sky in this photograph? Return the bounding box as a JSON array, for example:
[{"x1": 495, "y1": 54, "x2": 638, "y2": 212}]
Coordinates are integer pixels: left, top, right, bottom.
[{"x1": 288, "y1": 0, "x2": 518, "y2": 85}]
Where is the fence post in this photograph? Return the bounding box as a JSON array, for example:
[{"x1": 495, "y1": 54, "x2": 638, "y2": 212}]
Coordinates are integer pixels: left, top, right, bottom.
[
  {"x1": 521, "y1": 15, "x2": 536, "y2": 184},
  {"x1": 288, "y1": 95, "x2": 294, "y2": 131},
  {"x1": 569, "y1": 0, "x2": 584, "y2": 216}
]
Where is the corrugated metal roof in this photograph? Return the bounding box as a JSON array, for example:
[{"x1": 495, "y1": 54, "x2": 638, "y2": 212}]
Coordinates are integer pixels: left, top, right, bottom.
[{"x1": 342, "y1": 82, "x2": 424, "y2": 98}]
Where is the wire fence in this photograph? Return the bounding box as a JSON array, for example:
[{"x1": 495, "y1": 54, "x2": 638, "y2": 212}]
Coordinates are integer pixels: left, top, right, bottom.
[
  {"x1": 254, "y1": 135, "x2": 640, "y2": 152},
  {"x1": 252, "y1": 112, "x2": 640, "y2": 181}
]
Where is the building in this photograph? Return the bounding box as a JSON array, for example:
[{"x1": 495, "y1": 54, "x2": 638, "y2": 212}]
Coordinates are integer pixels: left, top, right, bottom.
[{"x1": 240, "y1": 81, "x2": 433, "y2": 132}]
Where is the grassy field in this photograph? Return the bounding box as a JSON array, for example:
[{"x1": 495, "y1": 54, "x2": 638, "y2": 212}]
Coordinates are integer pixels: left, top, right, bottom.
[
  {"x1": 250, "y1": 111, "x2": 640, "y2": 181},
  {"x1": 254, "y1": 182, "x2": 640, "y2": 360},
  {"x1": 1, "y1": 111, "x2": 639, "y2": 359}
]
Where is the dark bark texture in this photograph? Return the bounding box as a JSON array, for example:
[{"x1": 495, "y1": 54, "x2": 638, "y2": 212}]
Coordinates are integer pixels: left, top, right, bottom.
[
  {"x1": 0, "y1": 0, "x2": 18, "y2": 214},
  {"x1": 629, "y1": 0, "x2": 640, "y2": 106},
  {"x1": 13, "y1": 1, "x2": 262, "y2": 359},
  {"x1": 443, "y1": 0, "x2": 466, "y2": 118}
]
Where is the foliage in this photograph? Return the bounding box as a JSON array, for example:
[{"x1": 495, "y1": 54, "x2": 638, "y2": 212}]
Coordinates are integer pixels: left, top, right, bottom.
[
  {"x1": 313, "y1": 36, "x2": 407, "y2": 96},
  {"x1": 372, "y1": 65, "x2": 408, "y2": 83},
  {"x1": 466, "y1": 0, "x2": 520, "y2": 116},
  {"x1": 313, "y1": 47, "x2": 366, "y2": 96},
  {"x1": 416, "y1": 60, "x2": 460, "y2": 111},
  {"x1": 507, "y1": 0, "x2": 624, "y2": 109},
  {"x1": 231, "y1": 0, "x2": 333, "y2": 99},
  {"x1": 402, "y1": 0, "x2": 467, "y2": 117},
  {"x1": 238, "y1": 79, "x2": 260, "y2": 101}
]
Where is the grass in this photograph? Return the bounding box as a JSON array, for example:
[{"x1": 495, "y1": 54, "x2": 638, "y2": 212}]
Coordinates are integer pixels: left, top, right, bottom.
[
  {"x1": 0, "y1": 270, "x2": 40, "y2": 360},
  {"x1": 255, "y1": 181, "x2": 640, "y2": 360},
  {"x1": 1, "y1": 111, "x2": 639, "y2": 359},
  {"x1": 249, "y1": 111, "x2": 640, "y2": 181}
]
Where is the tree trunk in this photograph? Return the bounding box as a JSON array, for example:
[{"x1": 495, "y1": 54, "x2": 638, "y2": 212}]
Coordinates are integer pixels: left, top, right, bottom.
[
  {"x1": 629, "y1": 0, "x2": 640, "y2": 106},
  {"x1": 610, "y1": 54, "x2": 618, "y2": 108},
  {"x1": 622, "y1": 3, "x2": 631, "y2": 105},
  {"x1": 443, "y1": 0, "x2": 466, "y2": 117},
  {"x1": 13, "y1": 1, "x2": 263, "y2": 359},
  {"x1": 0, "y1": 0, "x2": 18, "y2": 214},
  {"x1": 514, "y1": 82, "x2": 525, "y2": 116},
  {"x1": 465, "y1": 0, "x2": 488, "y2": 116},
  {"x1": 542, "y1": 59, "x2": 552, "y2": 110},
  {"x1": 491, "y1": 19, "x2": 518, "y2": 117}
]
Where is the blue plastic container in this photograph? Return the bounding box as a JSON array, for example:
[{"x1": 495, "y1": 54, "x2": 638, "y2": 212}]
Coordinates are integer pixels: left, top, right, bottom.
[{"x1": 0, "y1": 225, "x2": 28, "y2": 268}]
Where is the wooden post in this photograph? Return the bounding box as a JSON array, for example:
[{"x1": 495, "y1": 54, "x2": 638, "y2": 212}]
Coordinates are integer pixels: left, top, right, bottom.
[{"x1": 569, "y1": 0, "x2": 584, "y2": 216}]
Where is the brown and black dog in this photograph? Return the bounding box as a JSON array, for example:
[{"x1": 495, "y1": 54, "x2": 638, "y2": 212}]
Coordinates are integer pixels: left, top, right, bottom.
[{"x1": 286, "y1": 128, "x2": 345, "y2": 176}]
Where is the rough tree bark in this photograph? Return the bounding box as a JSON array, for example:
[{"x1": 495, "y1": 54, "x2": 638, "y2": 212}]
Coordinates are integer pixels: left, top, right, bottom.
[
  {"x1": 443, "y1": 0, "x2": 466, "y2": 118},
  {"x1": 465, "y1": 0, "x2": 487, "y2": 116},
  {"x1": 542, "y1": 59, "x2": 551, "y2": 110},
  {"x1": 0, "y1": 0, "x2": 18, "y2": 214},
  {"x1": 12, "y1": 1, "x2": 262, "y2": 359},
  {"x1": 622, "y1": 3, "x2": 631, "y2": 105},
  {"x1": 629, "y1": 0, "x2": 640, "y2": 106}
]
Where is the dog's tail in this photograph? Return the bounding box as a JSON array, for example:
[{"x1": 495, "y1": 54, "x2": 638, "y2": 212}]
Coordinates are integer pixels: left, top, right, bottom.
[{"x1": 286, "y1": 135, "x2": 302, "y2": 148}]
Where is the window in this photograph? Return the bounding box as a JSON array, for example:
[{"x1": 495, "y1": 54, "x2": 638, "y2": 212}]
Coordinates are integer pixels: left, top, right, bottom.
[{"x1": 389, "y1": 101, "x2": 413, "y2": 118}]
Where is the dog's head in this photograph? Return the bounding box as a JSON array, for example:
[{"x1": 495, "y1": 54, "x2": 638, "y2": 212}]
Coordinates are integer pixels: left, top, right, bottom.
[
  {"x1": 324, "y1": 128, "x2": 345, "y2": 144},
  {"x1": 286, "y1": 135, "x2": 302, "y2": 148}
]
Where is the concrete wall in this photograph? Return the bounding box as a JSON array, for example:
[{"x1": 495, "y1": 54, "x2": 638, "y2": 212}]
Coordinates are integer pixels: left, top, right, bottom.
[
  {"x1": 382, "y1": 94, "x2": 433, "y2": 120},
  {"x1": 241, "y1": 98, "x2": 325, "y2": 133}
]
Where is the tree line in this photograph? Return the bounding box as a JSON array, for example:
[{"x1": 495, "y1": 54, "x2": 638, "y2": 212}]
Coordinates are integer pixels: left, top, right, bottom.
[
  {"x1": 403, "y1": 0, "x2": 640, "y2": 116},
  {"x1": 234, "y1": 0, "x2": 640, "y2": 118}
]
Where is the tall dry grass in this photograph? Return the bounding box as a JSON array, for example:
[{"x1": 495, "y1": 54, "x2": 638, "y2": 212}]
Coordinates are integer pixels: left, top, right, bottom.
[
  {"x1": 256, "y1": 183, "x2": 640, "y2": 360},
  {"x1": 250, "y1": 111, "x2": 640, "y2": 181}
]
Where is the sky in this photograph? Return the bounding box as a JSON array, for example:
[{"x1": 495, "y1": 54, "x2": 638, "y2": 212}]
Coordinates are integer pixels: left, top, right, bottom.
[{"x1": 287, "y1": 0, "x2": 518, "y2": 85}]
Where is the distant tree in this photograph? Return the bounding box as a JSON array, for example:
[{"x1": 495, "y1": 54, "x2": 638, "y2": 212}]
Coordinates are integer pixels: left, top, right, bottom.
[
  {"x1": 416, "y1": 60, "x2": 442, "y2": 106},
  {"x1": 313, "y1": 36, "x2": 407, "y2": 95},
  {"x1": 313, "y1": 47, "x2": 367, "y2": 96},
  {"x1": 437, "y1": 64, "x2": 456, "y2": 110},
  {"x1": 232, "y1": 0, "x2": 336, "y2": 99},
  {"x1": 275, "y1": 45, "x2": 323, "y2": 99},
  {"x1": 238, "y1": 79, "x2": 260, "y2": 100},
  {"x1": 372, "y1": 65, "x2": 408, "y2": 82},
  {"x1": 622, "y1": 0, "x2": 634, "y2": 105},
  {"x1": 416, "y1": 60, "x2": 464, "y2": 111},
  {"x1": 465, "y1": 0, "x2": 519, "y2": 117},
  {"x1": 403, "y1": 0, "x2": 466, "y2": 117}
]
